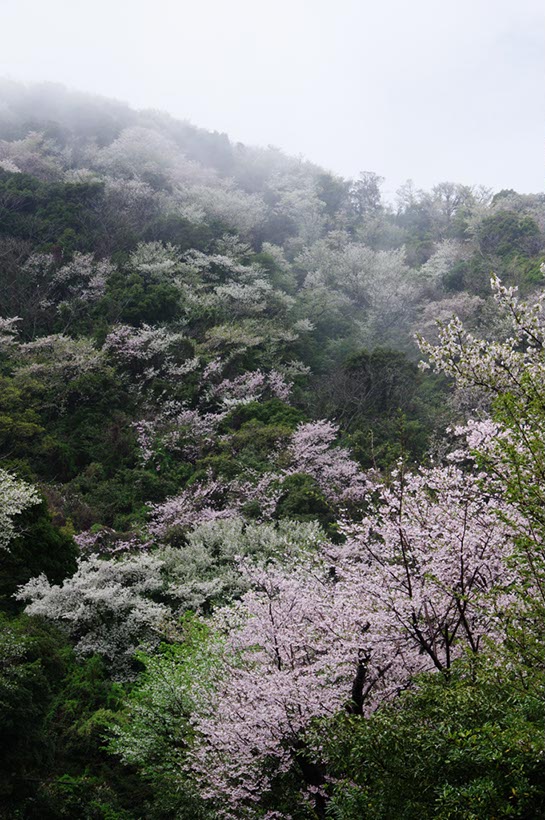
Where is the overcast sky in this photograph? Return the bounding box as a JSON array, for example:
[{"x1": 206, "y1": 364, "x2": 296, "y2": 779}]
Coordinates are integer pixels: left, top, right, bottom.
[{"x1": 1, "y1": 0, "x2": 543, "y2": 196}]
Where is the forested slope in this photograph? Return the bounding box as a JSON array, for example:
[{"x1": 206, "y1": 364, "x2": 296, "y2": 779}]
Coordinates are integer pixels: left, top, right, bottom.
[{"x1": 1, "y1": 80, "x2": 544, "y2": 819}]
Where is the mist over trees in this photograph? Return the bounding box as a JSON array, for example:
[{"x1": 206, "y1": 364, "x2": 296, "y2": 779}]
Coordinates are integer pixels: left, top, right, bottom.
[{"x1": 1, "y1": 80, "x2": 545, "y2": 819}]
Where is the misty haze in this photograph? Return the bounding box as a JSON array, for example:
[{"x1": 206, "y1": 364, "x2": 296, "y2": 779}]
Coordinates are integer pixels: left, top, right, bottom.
[{"x1": 1, "y1": 1, "x2": 544, "y2": 818}]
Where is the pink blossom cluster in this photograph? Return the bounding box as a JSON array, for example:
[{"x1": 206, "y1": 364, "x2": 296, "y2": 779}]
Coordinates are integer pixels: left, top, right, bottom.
[
  {"x1": 187, "y1": 460, "x2": 518, "y2": 816},
  {"x1": 134, "y1": 406, "x2": 228, "y2": 466},
  {"x1": 131, "y1": 366, "x2": 292, "y2": 466},
  {"x1": 74, "y1": 527, "x2": 151, "y2": 556},
  {"x1": 286, "y1": 420, "x2": 371, "y2": 504},
  {"x1": 104, "y1": 324, "x2": 199, "y2": 389},
  {"x1": 51, "y1": 252, "x2": 114, "y2": 305},
  {"x1": 19, "y1": 252, "x2": 113, "y2": 320},
  {"x1": 148, "y1": 479, "x2": 239, "y2": 537},
  {"x1": 207, "y1": 369, "x2": 292, "y2": 406},
  {"x1": 190, "y1": 559, "x2": 364, "y2": 815},
  {"x1": 339, "y1": 464, "x2": 516, "y2": 672},
  {"x1": 146, "y1": 420, "x2": 370, "y2": 539},
  {"x1": 0, "y1": 316, "x2": 21, "y2": 352}
]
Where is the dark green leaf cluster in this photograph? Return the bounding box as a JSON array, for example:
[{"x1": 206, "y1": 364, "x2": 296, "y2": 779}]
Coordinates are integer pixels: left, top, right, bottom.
[{"x1": 321, "y1": 656, "x2": 545, "y2": 819}]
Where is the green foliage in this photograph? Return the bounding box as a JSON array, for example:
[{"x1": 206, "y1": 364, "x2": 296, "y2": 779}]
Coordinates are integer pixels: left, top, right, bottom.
[
  {"x1": 0, "y1": 612, "x2": 149, "y2": 819},
  {"x1": 0, "y1": 500, "x2": 77, "y2": 613},
  {"x1": 70, "y1": 461, "x2": 193, "y2": 530},
  {"x1": 198, "y1": 411, "x2": 299, "y2": 482},
  {"x1": 442, "y1": 255, "x2": 491, "y2": 295},
  {"x1": 195, "y1": 422, "x2": 289, "y2": 482},
  {"x1": 322, "y1": 656, "x2": 545, "y2": 819},
  {"x1": 313, "y1": 348, "x2": 445, "y2": 469},
  {"x1": 0, "y1": 357, "x2": 184, "y2": 527},
  {"x1": 476, "y1": 211, "x2": 542, "y2": 258},
  {"x1": 109, "y1": 620, "x2": 218, "y2": 819},
  {"x1": 101, "y1": 270, "x2": 182, "y2": 326},
  {"x1": 316, "y1": 173, "x2": 349, "y2": 220},
  {"x1": 0, "y1": 614, "x2": 69, "y2": 811},
  {"x1": 0, "y1": 375, "x2": 46, "y2": 468},
  {"x1": 220, "y1": 398, "x2": 306, "y2": 432},
  {"x1": 275, "y1": 473, "x2": 337, "y2": 535},
  {"x1": 143, "y1": 212, "x2": 223, "y2": 251},
  {"x1": 347, "y1": 413, "x2": 430, "y2": 471},
  {"x1": 0, "y1": 170, "x2": 105, "y2": 253},
  {"x1": 252, "y1": 249, "x2": 298, "y2": 293}
]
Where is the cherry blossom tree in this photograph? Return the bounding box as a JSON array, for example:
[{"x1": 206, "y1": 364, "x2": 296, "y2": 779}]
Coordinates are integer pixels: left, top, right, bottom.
[
  {"x1": 136, "y1": 277, "x2": 545, "y2": 819},
  {"x1": 0, "y1": 252, "x2": 114, "y2": 335},
  {"x1": 286, "y1": 419, "x2": 371, "y2": 505},
  {"x1": 0, "y1": 469, "x2": 40, "y2": 551},
  {"x1": 146, "y1": 420, "x2": 371, "y2": 540},
  {"x1": 131, "y1": 366, "x2": 292, "y2": 468},
  {"x1": 104, "y1": 323, "x2": 199, "y2": 391},
  {"x1": 418, "y1": 271, "x2": 545, "y2": 613},
  {"x1": 110, "y1": 442, "x2": 518, "y2": 819},
  {"x1": 15, "y1": 334, "x2": 106, "y2": 403},
  {"x1": 0, "y1": 316, "x2": 21, "y2": 352}
]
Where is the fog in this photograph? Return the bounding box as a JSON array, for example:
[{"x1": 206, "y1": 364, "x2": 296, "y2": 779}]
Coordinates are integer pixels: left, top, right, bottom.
[{"x1": 1, "y1": 0, "x2": 543, "y2": 194}]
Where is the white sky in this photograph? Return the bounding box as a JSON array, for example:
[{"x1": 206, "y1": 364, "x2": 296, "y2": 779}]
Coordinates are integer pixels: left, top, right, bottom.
[{"x1": 1, "y1": 0, "x2": 543, "y2": 195}]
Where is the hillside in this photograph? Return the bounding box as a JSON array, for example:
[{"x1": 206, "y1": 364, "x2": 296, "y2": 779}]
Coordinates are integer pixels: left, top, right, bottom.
[{"x1": 1, "y1": 80, "x2": 544, "y2": 819}]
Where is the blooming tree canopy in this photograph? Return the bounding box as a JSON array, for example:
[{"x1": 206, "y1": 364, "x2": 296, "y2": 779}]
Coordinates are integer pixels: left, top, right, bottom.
[{"x1": 0, "y1": 469, "x2": 40, "y2": 551}]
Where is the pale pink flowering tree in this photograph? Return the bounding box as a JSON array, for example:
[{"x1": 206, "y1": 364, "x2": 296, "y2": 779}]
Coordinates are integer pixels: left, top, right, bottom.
[
  {"x1": 418, "y1": 272, "x2": 545, "y2": 607},
  {"x1": 104, "y1": 323, "x2": 199, "y2": 391},
  {"x1": 0, "y1": 316, "x2": 21, "y2": 352},
  {"x1": 0, "y1": 131, "x2": 63, "y2": 180},
  {"x1": 178, "y1": 183, "x2": 266, "y2": 234},
  {"x1": 188, "y1": 559, "x2": 366, "y2": 818},
  {"x1": 0, "y1": 157, "x2": 21, "y2": 173},
  {"x1": 228, "y1": 472, "x2": 282, "y2": 520},
  {"x1": 0, "y1": 468, "x2": 40, "y2": 551},
  {"x1": 147, "y1": 478, "x2": 240, "y2": 538},
  {"x1": 51, "y1": 252, "x2": 114, "y2": 307},
  {"x1": 127, "y1": 241, "x2": 184, "y2": 280},
  {"x1": 131, "y1": 366, "x2": 292, "y2": 468},
  {"x1": 338, "y1": 463, "x2": 515, "y2": 676},
  {"x1": 206, "y1": 369, "x2": 292, "y2": 407},
  {"x1": 168, "y1": 459, "x2": 515, "y2": 817},
  {"x1": 146, "y1": 419, "x2": 370, "y2": 540},
  {"x1": 134, "y1": 407, "x2": 224, "y2": 465},
  {"x1": 286, "y1": 420, "x2": 371, "y2": 505}
]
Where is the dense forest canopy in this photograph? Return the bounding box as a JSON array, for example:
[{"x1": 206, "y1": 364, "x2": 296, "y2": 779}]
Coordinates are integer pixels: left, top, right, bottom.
[{"x1": 1, "y1": 80, "x2": 544, "y2": 819}]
